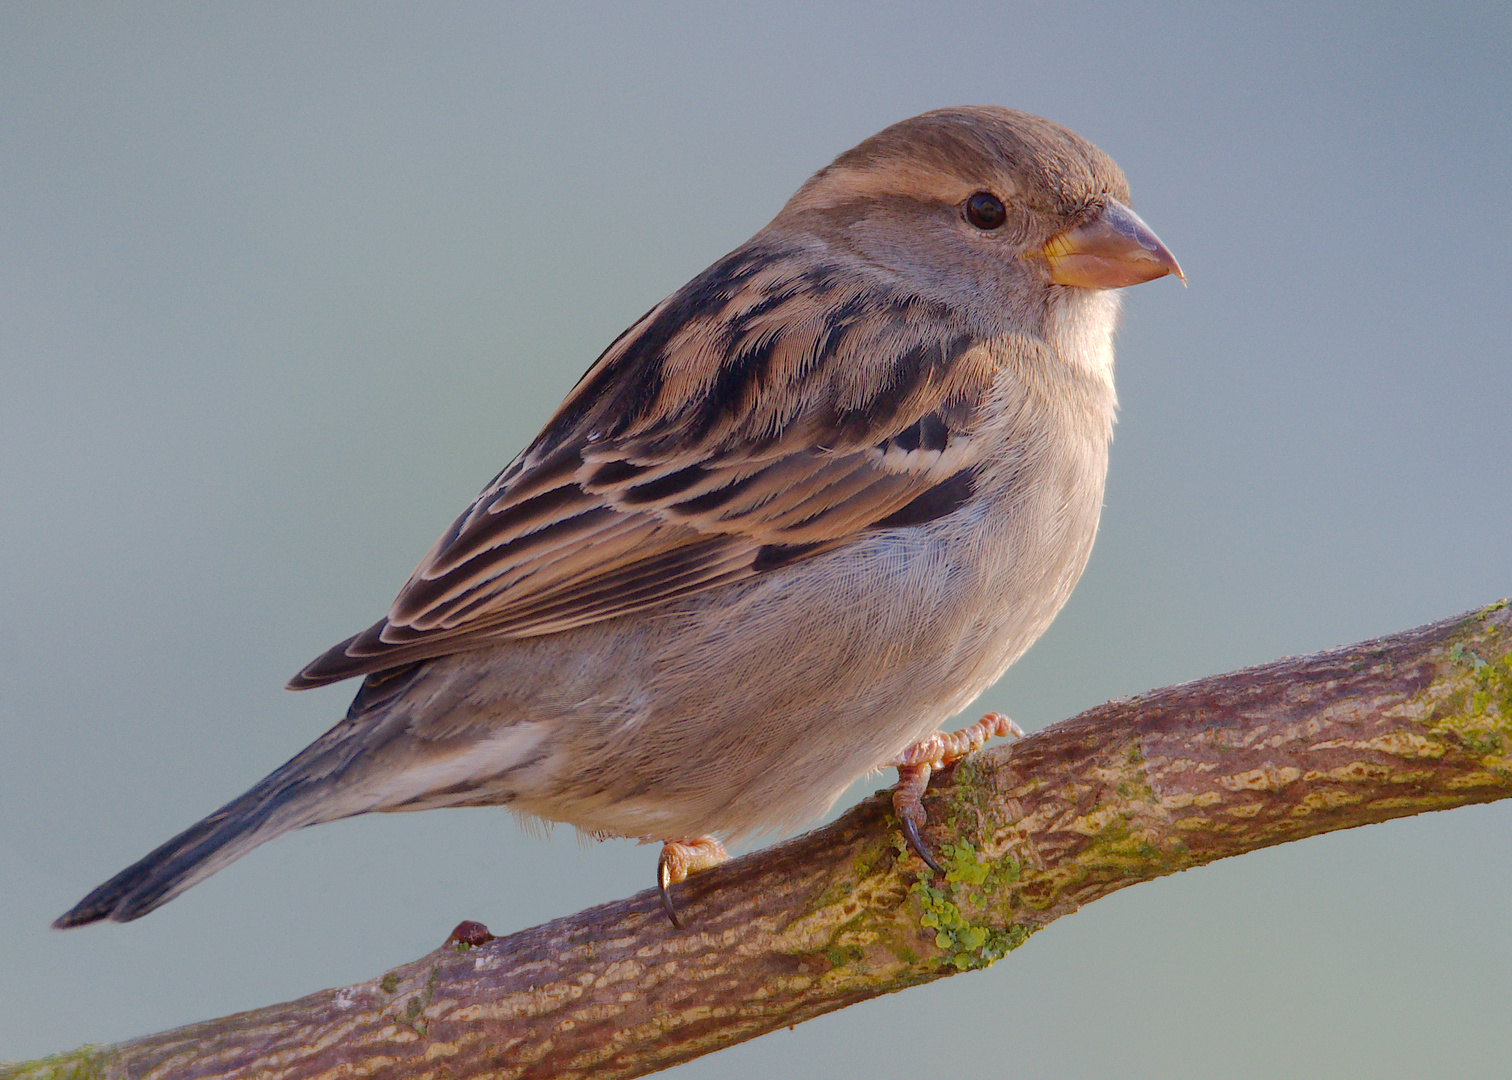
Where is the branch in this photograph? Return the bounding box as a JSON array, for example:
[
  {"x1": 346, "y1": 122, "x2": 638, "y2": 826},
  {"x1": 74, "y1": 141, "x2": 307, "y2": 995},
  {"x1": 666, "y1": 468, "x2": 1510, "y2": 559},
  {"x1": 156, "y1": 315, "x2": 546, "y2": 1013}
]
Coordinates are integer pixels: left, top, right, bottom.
[{"x1": 9, "y1": 601, "x2": 1511, "y2": 1080}]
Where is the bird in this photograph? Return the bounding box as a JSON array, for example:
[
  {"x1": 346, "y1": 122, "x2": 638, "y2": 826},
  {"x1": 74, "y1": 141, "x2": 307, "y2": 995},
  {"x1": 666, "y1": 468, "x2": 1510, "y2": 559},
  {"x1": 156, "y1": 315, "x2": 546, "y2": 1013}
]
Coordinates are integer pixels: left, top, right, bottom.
[{"x1": 54, "y1": 106, "x2": 1180, "y2": 930}]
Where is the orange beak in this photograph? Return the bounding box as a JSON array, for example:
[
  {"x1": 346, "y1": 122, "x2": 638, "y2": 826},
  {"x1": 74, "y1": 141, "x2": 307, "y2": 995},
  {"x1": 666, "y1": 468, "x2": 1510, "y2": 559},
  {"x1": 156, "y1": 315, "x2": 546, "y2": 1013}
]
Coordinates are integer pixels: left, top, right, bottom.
[{"x1": 1039, "y1": 198, "x2": 1184, "y2": 289}]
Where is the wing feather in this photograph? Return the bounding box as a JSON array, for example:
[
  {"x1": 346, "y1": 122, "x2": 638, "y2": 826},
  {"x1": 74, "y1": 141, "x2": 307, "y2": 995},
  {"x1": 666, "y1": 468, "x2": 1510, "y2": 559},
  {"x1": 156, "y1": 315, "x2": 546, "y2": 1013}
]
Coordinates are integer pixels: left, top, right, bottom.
[{"x1": 290, "y1": 242, "x2": 998, "y2": 689}]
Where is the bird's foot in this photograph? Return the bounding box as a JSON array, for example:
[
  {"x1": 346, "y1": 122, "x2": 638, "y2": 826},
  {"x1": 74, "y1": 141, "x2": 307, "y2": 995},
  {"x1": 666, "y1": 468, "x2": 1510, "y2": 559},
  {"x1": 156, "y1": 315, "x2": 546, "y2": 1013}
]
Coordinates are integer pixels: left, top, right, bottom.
[
  {"x1": 889, "y1": 712, "x2": 1024, "y2": 874},
  {"x1": 656, "y1": 835, "x2": 729, "y2": 927}
]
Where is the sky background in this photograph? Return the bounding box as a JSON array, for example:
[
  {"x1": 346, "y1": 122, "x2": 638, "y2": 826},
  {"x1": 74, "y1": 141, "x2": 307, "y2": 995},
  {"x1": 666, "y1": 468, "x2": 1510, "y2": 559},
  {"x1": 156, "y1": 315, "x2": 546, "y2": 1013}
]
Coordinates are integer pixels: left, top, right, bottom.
[{"x1": 3, "y1": 3, "x2": 1509, "y2": 1076}]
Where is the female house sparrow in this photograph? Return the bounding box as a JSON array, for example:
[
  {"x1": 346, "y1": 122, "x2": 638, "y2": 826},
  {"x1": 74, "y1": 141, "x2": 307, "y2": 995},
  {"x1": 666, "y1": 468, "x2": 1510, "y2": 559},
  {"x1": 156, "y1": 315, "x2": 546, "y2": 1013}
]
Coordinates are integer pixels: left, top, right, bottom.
[{"x1": 55, "y1": 106, "x2": 1179, "y2": 929}]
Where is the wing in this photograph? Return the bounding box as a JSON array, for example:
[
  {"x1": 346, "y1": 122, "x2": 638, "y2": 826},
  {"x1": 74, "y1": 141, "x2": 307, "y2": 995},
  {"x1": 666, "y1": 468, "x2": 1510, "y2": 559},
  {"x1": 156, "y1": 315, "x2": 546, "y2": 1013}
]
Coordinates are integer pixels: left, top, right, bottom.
[{"x1": 290, "y1": 241, "x2": 1003, "y2": 689}]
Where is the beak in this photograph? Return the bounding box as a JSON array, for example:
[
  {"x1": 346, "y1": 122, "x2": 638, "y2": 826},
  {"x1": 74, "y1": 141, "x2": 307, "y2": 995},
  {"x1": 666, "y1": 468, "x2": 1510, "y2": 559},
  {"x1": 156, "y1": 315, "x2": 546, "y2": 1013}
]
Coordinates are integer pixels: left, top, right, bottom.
[{"x1": 1039, "y1": 198, "x2": 1184, "y2": 289}]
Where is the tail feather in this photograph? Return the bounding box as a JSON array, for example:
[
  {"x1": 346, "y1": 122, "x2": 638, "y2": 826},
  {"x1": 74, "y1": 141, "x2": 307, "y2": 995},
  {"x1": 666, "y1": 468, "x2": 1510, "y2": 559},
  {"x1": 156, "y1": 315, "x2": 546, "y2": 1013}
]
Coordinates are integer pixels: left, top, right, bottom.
[
  {"x1": 55, "y1": 666, "x2": 461, "y2": 928},
  {"x1": 52, "y1": 770, "x2": 333, "y2": 927},
  {"x1": 51, "y1": 696, "x2": 415, "y2": 928}
]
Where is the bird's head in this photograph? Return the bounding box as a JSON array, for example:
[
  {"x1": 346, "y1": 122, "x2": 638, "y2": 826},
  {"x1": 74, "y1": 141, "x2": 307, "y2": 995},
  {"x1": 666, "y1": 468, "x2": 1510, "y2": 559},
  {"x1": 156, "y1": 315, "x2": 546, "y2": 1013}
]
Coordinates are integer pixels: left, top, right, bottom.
[{"x1": 775, "y1": 106, "x2": 1181, "y2": 335}]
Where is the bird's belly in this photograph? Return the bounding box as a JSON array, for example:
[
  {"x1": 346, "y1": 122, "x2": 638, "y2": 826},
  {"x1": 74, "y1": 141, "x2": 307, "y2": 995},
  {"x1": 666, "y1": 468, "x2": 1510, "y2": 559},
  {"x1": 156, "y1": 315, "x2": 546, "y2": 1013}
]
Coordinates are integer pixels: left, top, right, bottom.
[{"x1": 465, "y1": 488, "x2": 1099, "y2": 841}]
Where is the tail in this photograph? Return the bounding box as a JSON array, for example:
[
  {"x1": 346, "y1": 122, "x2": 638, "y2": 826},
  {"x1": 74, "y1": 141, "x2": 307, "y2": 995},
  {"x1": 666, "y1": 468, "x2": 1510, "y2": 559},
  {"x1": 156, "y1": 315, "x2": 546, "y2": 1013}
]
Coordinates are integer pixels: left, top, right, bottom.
[
  {"x1": 53, "y1": 790, "x2": 316, "y2": 927},
  {"x1": 53, "y1": 671, "x2": 423, "y2": 928}
]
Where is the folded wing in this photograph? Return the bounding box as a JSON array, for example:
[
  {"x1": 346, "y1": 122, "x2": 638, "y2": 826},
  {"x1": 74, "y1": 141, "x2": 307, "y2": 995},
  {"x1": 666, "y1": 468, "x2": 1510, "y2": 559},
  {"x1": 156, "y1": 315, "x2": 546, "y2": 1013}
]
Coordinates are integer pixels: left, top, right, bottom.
[{"x1": 291, "y1": 242, "x2": 1001, "y2": 688}]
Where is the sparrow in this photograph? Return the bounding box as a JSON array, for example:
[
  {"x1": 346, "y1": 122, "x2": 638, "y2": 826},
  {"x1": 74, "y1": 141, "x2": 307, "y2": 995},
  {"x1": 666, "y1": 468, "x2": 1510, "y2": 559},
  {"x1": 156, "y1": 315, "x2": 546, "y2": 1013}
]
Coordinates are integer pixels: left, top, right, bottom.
[{"x1": 55, "y1": 106, "x2": 1180, "y2": 930}]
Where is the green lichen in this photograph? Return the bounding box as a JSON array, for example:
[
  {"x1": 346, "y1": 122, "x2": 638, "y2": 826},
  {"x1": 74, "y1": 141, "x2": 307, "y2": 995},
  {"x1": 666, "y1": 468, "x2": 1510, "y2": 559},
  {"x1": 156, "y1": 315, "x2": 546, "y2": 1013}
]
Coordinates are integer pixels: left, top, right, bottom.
[
  {"x1": 808, "y1": 826, "x2": 915, "y2": 973},
  {"x1": 1435, "y1": 640, "x2": 1512, "y2": 763},
  {"x1": 945, "y1": 758, "x2": 993, "y2": 823},
  {"x1": 0, "y1": 1047, "x2": 106, "y2": 1080},
  {"x1": 1122, "y1": 741, "x2": 1158, "y2": 801},
  {"x1": 822, "y1": 942, "x2": 865, "y2": 968},
  {"x1": 908, "y1": 838, "x2": 1030, "y2": 971},
  {"x1": 1080, "y1": 813, "x2": 1188, "y2": 882},
  {"x1": 811, "y1": 832, "x2": 892, "y2": 914},
  {"x1": 406, "y1": 966, "x2": 442, "y2": 1037},
  {"x1": 373, "y1": 965, "x2": 439, "y2": 1036}
]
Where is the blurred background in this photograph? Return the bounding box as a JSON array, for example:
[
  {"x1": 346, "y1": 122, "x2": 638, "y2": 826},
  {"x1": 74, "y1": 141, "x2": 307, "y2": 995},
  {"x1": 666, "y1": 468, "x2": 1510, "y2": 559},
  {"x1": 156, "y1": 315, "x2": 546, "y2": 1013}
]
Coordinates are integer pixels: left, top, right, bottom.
[{"x1": 3, "y1": 3, "x2": 1509, "y2": 1076}]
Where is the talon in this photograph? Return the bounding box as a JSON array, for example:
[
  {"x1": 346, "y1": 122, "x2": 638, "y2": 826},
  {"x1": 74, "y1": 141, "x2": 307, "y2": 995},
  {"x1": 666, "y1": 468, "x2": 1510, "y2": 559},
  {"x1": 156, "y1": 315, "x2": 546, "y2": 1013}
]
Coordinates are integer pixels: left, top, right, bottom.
[
  {"x1": 658, "y1": 857, "x2": 682, "y2": 928},
  {"x1": 900, "y1": 811, "x2": 944, "y2": 875},
  {"x1": 654, "y1": 836, "x2": 728, "y2": 928}
]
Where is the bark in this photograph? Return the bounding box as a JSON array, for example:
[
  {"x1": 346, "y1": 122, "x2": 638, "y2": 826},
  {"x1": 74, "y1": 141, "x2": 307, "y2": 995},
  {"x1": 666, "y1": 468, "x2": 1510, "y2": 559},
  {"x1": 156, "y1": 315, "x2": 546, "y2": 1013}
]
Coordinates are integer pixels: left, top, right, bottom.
[{"x1": 8, "y1": 601, "x2": 1512, "y2": 1080}]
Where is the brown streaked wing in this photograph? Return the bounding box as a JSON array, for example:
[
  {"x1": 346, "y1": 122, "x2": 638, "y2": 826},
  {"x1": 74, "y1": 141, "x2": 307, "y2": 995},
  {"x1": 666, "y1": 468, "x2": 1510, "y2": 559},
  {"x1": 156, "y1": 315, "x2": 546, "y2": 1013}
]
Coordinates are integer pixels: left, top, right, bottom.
[{"x1": 289, "y1": 243, "x2": 996, "y2": 689}]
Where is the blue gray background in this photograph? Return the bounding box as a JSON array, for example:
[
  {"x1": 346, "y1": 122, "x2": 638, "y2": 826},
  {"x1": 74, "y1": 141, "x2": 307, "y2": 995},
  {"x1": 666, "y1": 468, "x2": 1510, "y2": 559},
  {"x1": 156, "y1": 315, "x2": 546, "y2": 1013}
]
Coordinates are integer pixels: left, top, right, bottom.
[{"x1": 3, "y1": 4, "x2": 1509, "y2": 1076}]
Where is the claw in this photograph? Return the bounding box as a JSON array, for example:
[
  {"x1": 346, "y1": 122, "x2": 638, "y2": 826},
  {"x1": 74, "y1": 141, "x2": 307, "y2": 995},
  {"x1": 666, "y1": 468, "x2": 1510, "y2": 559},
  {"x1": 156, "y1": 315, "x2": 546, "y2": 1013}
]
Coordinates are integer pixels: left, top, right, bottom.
[
  {"x1": 653, "y1": 835, "x2": 727, "y2": 928},
  {"x1": 658, "y1": 856, "x2": 682, "y2": 928},
  {"x1": 900, "y1": 812, "x2": 944, "y2": 875},
  {"x1": 890, "y1": 711, "x2": 1023, "y2": 876}
]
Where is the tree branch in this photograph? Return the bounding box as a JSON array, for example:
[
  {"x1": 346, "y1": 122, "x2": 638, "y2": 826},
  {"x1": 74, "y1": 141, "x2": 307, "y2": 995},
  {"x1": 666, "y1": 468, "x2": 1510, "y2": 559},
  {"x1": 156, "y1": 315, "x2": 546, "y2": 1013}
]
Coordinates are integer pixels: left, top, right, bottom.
[{"x1": 9, "y1": 601, "x2": 1511, "y2": 1080}]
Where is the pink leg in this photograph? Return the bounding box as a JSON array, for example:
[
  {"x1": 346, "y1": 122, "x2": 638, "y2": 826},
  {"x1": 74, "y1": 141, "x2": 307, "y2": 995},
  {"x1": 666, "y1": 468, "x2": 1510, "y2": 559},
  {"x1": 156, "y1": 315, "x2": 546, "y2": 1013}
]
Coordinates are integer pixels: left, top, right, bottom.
[
  {"x1": 656, "y1": 835, "x2": 729, "y2": 927},
  {"x1": 889, "y1": 712, "x2": 1024, "y2": 873}
]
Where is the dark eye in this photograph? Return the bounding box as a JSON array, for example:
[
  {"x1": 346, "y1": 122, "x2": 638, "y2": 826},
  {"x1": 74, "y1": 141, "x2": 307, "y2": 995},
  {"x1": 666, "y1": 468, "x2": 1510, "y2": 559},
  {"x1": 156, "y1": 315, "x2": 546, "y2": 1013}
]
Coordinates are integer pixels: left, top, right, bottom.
[{"x1": 964, "y1": 191, "x2": 1006, "y2": 230}]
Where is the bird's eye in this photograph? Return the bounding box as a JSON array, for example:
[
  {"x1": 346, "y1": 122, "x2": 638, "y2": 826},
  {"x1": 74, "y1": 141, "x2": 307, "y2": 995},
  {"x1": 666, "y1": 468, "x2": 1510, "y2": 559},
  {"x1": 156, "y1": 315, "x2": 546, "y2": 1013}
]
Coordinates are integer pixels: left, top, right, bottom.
[{"x1": 964, "y1": 191, "x2": 1007, "y2": 230}]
